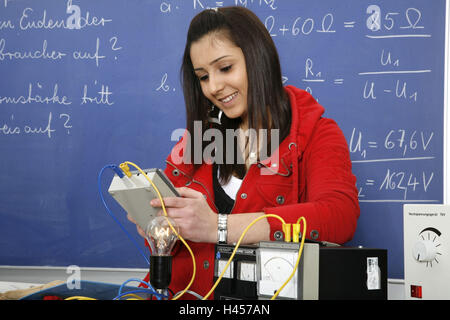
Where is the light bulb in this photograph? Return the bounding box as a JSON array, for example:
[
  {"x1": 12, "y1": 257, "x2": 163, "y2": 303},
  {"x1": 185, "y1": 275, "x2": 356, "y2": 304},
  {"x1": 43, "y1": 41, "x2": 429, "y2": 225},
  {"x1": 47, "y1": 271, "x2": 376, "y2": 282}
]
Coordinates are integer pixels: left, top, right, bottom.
[
  {"x1": 146, "y1": 216, "x2": 179, "y2": 255},
  {"x1": 145, "y1": 216, "x2": 179, "y2": 291}
]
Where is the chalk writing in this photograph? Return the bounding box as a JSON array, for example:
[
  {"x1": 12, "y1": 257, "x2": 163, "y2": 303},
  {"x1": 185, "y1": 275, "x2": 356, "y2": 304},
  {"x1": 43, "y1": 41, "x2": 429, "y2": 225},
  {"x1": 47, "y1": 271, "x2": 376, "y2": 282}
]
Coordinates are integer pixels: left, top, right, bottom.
[
  {"x1": 366, "y1": 6, "x2": 428, "y2": 37},
  {"x1": 81, "y1": 81, "x2": 114, "y2": 106},
  {"x1": 192, "y1": 0, "x2": 277, "y2": 11},
  {"x1": 234, "y1": 0, "x2": 277, "y2": 10},
  {"x1": 0, "y1": 112, "x2": 56, "y2": 138},
  {"x1": 72, "y1": 37, "x2": 105, "y2": 67},
  {"x1": 59, "y1": 113, "x2": 72, "y2": 134},
  {"x1": 0, "y1": 37, "x2": 116, "y2": 66},
  {"x1": 264, "y1": 13, "x2": 335, "y2": 37},
  {"x1": 357, "y1": 167, "x2": 437, "y2": 203},
  {"x1": 0, "y1": 19, "x2": 14, "y2": 30},
  {"x1": 156, "y1": 73, "x2": 177, "y2": 93},
  {"x1": 0, "y1": 83, "x2": 72, "y2": 105},
  {"x1": 0, "y1": 38, "x2": 67, "y2": 61},
  {"x1": 18, "y1": 5, "x2": 112, "y2": 31}
]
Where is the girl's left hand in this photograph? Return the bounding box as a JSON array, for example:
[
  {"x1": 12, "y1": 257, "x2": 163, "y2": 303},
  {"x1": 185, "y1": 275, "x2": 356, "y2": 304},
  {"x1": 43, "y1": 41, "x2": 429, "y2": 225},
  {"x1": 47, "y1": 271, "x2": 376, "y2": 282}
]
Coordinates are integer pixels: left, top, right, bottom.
[{"x1": 150, "y1": 187, "x2": 217, "y2": 243}]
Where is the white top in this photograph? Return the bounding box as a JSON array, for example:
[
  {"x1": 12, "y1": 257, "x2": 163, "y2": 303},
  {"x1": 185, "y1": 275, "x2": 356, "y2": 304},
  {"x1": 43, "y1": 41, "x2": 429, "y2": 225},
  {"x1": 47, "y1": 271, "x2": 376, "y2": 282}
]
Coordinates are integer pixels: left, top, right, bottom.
[{"x1": 217, "y1": 167, "x2": 242, "y2": 201}]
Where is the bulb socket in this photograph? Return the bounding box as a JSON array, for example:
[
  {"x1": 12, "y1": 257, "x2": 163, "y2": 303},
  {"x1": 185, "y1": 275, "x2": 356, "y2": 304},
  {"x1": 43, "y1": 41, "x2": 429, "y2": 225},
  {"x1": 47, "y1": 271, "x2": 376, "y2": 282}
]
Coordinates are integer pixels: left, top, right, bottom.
[{"x1": 149, "y1": 255, "x2": 173, "y2": 290}]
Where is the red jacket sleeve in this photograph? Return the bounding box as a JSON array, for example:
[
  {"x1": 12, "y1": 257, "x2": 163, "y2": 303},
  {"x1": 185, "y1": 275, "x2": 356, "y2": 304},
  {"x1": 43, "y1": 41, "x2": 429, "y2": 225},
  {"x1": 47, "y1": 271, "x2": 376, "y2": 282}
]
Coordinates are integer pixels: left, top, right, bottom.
[{"x1": 264, "y1": 118, "x2": 360, "y2": 244}]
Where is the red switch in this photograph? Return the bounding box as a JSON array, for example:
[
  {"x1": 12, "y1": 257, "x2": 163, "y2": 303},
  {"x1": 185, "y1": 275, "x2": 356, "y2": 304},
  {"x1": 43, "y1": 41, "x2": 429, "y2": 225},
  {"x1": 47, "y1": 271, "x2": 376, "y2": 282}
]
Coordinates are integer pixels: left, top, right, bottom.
[{"x1": 410, "y1": 285, "x2": 422, "y2": 298}]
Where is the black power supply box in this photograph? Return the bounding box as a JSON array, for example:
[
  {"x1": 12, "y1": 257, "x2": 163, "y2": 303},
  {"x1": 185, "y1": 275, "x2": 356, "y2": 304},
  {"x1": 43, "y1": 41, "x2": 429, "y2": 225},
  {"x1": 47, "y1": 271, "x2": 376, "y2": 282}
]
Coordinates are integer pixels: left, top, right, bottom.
[{"x1": 213, "y1": 242, "x2": 387, "y2": 300}]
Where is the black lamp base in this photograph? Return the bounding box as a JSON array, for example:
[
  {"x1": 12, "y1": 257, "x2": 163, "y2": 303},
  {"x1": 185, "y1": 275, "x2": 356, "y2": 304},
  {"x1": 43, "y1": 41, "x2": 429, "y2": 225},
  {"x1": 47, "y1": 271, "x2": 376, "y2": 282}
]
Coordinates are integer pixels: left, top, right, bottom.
[{"x1": 149, "y1": 255, "x2": 173, "y2": 290}]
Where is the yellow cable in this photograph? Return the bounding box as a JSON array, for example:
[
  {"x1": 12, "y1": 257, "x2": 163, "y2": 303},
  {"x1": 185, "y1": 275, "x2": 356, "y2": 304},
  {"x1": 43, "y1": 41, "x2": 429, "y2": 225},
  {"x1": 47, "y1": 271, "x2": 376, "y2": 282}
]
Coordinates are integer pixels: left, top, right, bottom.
[
  {"x1": 121, "y1": 161, "x2": 196, "y2": 300},
  {"x1": 118, "y1": 293, "x2": 145, "y2": 300},
  {"x1": 64, "y1": 296, "x2": 97, "y2": 300},
  {"x1": 270, "y1": 216, "x2": 307, "y2": 300},
  {"x1": 202, "y1": 213, "x2": 287, "y2": 300}
]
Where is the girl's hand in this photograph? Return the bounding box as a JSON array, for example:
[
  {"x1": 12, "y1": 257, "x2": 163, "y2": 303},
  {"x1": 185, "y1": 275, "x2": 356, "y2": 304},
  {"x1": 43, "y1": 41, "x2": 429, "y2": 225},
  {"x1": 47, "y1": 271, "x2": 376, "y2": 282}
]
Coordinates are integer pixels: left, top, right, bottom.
[{"x1": 150, "y1": 187, "x2": 217, "y2": 243}]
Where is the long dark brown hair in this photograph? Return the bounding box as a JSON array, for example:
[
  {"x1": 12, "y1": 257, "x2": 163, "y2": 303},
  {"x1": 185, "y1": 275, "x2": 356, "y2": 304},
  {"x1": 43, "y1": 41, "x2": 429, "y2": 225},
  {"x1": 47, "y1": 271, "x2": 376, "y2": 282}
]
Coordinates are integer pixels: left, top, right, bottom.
[{"x1": 180, "y1": 6, "x2": 291, "y2": 183}]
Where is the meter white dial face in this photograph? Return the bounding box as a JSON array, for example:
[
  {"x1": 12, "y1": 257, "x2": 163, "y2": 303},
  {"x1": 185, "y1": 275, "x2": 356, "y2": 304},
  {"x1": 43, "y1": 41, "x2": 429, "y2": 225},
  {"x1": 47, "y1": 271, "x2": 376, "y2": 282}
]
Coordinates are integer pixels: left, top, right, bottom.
[
  {"x1": 257, "y1": 248, "x2": 299, "y2": 299},
  {"x1": 238, "y1": 261, "x2": 256, "y2": 281},
  {"x1": 260, "y1": 250, "x2": 297, "y2": 282},
  {"x1": 412, "y1": 227, "x2": 442, "y2": 268},
  {"x1": 216, "y1": 259, "x2": 233, "y2": 278}
]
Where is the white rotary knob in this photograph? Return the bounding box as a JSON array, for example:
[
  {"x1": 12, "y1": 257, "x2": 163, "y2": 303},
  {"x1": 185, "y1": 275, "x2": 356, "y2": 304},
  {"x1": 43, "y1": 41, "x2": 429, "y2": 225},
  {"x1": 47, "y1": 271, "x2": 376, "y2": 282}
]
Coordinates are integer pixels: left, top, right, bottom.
[{"x1": 412, "y1": 240, "x2": 437, "y2": 262}]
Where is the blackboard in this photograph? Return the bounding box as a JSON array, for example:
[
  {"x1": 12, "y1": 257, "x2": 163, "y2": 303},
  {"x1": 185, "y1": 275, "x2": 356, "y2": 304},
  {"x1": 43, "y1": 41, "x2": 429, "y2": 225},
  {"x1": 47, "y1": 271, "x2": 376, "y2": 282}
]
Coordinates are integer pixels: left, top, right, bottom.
[{"x1": 0, "y1": 0, "x2": 446, "y2": 279}]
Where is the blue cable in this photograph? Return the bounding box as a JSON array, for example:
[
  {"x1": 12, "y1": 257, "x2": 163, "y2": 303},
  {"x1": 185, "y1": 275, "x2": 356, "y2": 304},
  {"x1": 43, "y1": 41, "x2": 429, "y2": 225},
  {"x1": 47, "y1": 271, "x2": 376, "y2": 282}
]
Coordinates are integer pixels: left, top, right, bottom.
[
  {"x1": 116, "y1": 278, "x2": 164, "y2": 300},
  {"x1": 118, "y1": 278, "x2": 155, "y2": 295},
  {"x1": 97, "y1": 165, "x2": 150, "y2": 265},
  {"x1": 114, "y1": 289, "x2": 167, "y2": 300}
]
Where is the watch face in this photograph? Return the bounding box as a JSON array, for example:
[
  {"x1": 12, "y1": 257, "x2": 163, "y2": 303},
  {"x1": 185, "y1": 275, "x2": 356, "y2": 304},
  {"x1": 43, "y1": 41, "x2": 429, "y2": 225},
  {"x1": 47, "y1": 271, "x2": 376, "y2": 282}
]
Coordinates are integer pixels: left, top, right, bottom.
[
  {"x1": 218, "y1": 229, "x2": 227, "y2": 244},
  {"x1": 238, "y1": 261, "x2": 256, "y2": 282}
]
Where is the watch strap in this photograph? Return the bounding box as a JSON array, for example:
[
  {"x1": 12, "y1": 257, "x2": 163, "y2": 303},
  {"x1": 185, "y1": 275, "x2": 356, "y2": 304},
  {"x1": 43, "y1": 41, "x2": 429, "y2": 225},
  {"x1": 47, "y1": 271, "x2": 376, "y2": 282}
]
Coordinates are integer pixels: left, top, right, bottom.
[{"x1": 217, "y1": 214, "x2": 228, "y2": 244}]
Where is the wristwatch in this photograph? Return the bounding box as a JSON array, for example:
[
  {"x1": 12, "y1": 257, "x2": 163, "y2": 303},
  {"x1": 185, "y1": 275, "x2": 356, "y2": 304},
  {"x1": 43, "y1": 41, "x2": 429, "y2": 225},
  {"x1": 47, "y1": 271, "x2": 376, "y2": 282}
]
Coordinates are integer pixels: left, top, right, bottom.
[{"x1": 217, "y1": 214, "x2": 228, "y2": 244}]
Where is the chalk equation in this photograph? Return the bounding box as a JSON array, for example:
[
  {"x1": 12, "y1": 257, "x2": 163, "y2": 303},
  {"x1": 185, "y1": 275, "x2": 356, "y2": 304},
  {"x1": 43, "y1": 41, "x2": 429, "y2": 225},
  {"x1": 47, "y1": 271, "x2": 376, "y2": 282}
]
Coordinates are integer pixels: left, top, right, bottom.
[
  {"x1": 365, "y1": 5, "x2": 430, "y2": 37},
  {"x1": 357, "y1": 168, "x2": 437, "y2": 203},
  {"x1": 159, "y1": 0, "x2": 277, "y2": 13},
  {"x1": 349, "y1": 128, "x2": 435, "y2": 160},
  {"x1": 350, "y1": 126, "x2": 439, "y2": 203}
]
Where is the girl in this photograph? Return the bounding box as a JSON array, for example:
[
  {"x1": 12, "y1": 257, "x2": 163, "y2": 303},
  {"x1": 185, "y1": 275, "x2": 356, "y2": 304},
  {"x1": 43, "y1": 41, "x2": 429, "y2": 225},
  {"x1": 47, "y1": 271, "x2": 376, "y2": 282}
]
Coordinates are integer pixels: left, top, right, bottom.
[{"x1": 131, "y1": 6, "x2": 359, "y2": 299}]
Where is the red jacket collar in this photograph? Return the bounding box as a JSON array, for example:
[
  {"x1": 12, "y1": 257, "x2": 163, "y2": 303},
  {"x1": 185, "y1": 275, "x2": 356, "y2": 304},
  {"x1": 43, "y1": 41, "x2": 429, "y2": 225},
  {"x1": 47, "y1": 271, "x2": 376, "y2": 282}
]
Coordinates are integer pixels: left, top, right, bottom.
[{"x1": 258, "y1": 86, "x2": 324, "y2": 173}]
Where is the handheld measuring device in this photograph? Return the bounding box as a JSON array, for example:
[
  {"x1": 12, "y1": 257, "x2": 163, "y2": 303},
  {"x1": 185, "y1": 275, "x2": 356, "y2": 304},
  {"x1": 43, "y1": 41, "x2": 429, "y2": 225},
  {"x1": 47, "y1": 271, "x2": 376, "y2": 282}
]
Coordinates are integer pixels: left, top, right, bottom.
[{"x1": 108, "y1": 168, "x2": 179, "y2": 232}]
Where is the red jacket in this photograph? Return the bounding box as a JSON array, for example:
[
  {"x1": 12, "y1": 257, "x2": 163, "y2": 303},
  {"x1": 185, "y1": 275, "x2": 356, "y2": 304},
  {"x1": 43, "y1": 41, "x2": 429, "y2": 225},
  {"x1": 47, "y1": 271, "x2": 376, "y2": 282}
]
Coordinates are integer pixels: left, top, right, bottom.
[{"x1": 143, "y1": 85, "x2": 360, "y2": 299}]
